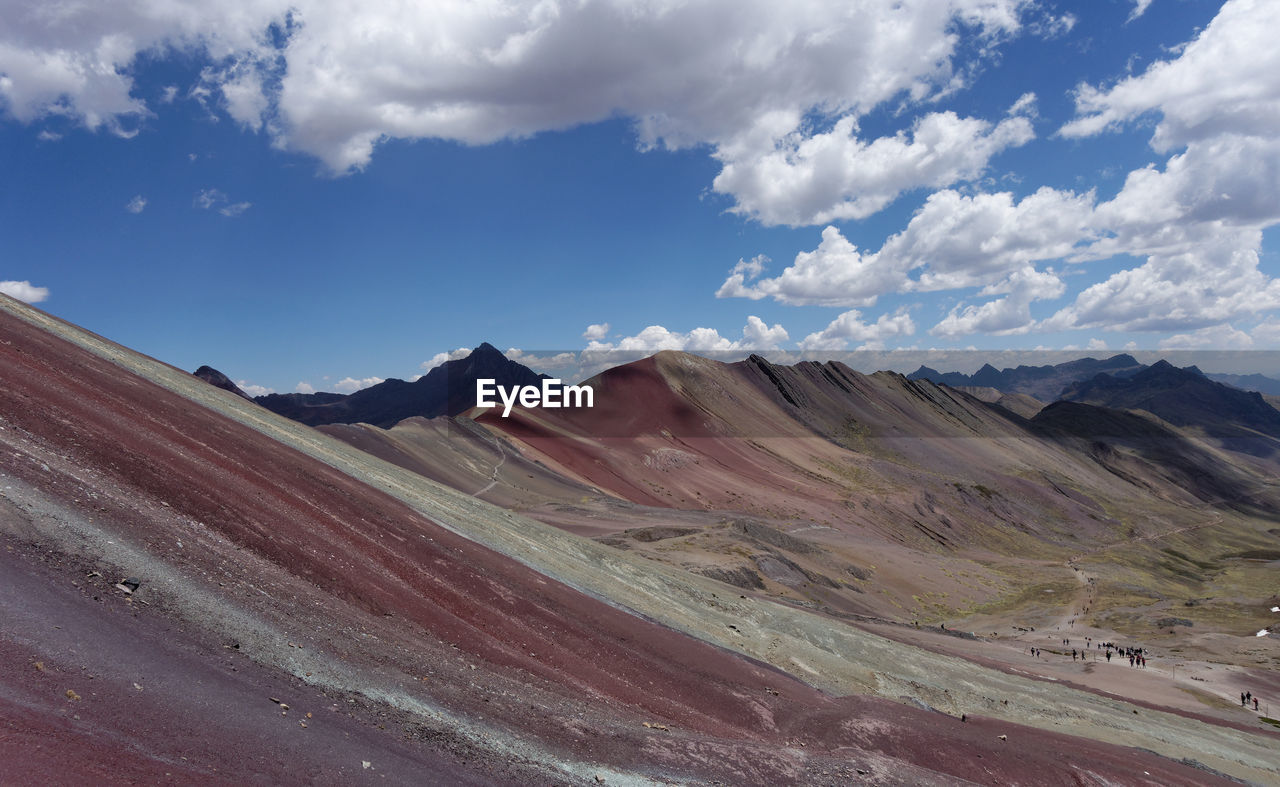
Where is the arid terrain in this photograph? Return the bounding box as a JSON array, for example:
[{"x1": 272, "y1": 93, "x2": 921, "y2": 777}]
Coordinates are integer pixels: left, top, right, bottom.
[{"x1": 3, "y1": 293, "x2": 1279, "y2": 784}]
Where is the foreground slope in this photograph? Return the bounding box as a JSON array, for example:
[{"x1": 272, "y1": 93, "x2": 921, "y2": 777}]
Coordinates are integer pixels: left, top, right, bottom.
[{"x1": 2, "y1": 296, "x2": 1276, "y2": 783}]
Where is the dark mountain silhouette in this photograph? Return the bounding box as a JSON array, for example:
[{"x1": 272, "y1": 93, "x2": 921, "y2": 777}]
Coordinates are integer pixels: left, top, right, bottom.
[
  {"x1": 908, "y1": 354, "x2": 1144, "y2": 400},
  {"x1": 1062, "y1": 360, "x2": 1280, "y2": 445},
  {"x1": 1206, "y1": 371, "x2": 1280, "y2": 396},
  {"x1": 254, "y1": 343, "x2": 547, "y2": 428},
  {"x1": 192, "y1": 365, "x2": 251, "y2": 400}
]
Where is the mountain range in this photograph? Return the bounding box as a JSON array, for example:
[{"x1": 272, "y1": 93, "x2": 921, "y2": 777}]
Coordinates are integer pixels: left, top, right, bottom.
[
  {"x1": 302, "y1": 345, "x2": 1280, "y2": 634},
  {"x1": 909, "y1": 353, "x2": 1280, "y2": 400},
  {"x1": 4, "y1": 293, "x2": 1279, "y2": 784}
]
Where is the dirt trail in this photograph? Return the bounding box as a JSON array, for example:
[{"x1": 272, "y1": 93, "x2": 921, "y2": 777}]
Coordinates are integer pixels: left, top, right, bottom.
[{"x1": 472, "y1": 434, "x2": 507, "y2": 497}]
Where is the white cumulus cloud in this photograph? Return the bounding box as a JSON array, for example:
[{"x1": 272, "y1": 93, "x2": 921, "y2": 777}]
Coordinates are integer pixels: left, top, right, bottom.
[
  {"x1": 1158, "y1": 324, "x2": 1254, "y2": 350},
  {"x1": 589, "y1": 315, "x2": 789, "y2": 355},
  {"x1": 799, "y1": 309, "x2": 915, "y2": 351},
  {"x1": 125, "y1": 194, "x2": 147, "y2": 213},
  {"x1": 718, "y1": 226, "x2": 907, "y2": 307},
  {"x1": 421, "y1": 347, "x2": 471, "y2": 372},
  {"x1": 728, "y1": 0, "x2": 1280, "y2": 342},
  {"x1": 931, "y1": 266, "x2": 1065, "y2": 337},
  {"x1": 0, "y1": 280, "x2": 50, "y2": 303},
  {"x1": 1061, "y1": 0, "x2": 1280, "y2": 151},
  {"x1": 581, "y1": 323, "x2": 610, "y2": 341},
  {"x1": 714, "y1": 107, "x2": 1034, "y2": 227},
  {"x1": 720, "y1": 187, "x2": 1092, "y2": 311},
  {"x1": 333, "y1": 375, "x2": 384, "y2": 393},
  {"x1": 1046, "y1": 229, "x2": 1280, "y2": 334},
  {"x1": 236, "y1": 379, "x2": 274, "y2": 397},
  {"x1": 505, "y1": 349, "x2": 580, "y2": 372},
  {"x1": 0, "y1": 0, "x2": 1031, "y2": 214}
]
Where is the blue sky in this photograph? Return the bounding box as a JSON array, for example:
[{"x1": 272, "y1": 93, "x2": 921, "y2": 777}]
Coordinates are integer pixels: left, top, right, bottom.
[{"x1": 3, "y1": 0, "x2": 1279, "y2": 394}]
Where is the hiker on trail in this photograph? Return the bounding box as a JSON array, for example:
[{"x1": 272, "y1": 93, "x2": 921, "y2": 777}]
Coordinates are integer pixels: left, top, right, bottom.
[
  {"x1": 1247, "y1": 691, "x2": 1252, "y2": 703},
  {"x1": 1072, "y1": 649, "x2": 1077, "y2": 661},
  {"x1": 1243, "y1": 692, "x2": 1249, "y2": 706},
  {"x1": 1130, "y1": 654, "x2": 1135, "y2": 667},
  {"x1": 1254, "y1": 697, "x2": 1259, "y2": 711},
  {"x1": 1106, "y1": 651, "x2": 1111, "y2": 662}
]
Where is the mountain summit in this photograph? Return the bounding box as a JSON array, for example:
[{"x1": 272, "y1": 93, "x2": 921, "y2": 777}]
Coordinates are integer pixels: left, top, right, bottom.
[
  {"x1": 193, "y1": 365, "x2": 252, "y2": 400},
  {"x1": 252, "y1": 343, "x2": 547, "y2": 428}
]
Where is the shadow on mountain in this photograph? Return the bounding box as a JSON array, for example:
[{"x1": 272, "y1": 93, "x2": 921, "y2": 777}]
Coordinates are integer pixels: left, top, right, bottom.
[{"x1": 1031, "y1": 401, "x2": 1274, "y2": 518}]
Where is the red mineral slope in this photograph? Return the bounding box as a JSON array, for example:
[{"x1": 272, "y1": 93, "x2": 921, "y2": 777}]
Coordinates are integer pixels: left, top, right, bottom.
[{"x1": 0, "y1": 296, "x2": 1263, "y2": 784}]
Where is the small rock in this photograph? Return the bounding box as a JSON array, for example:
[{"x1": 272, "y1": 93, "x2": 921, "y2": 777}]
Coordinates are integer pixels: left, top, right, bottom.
[
  {"x1": 362, "y1": 761, "x2": 371, "y2": 770},
  {"x1": 998, "y1": 734, "x2": 1007, "y2": 741},
  {"x1": 65, "y1": 689, "x2": 81, "y2": 701},
  {"x1": 34, "y1": 661, "x2": 44, "y2": 672}
]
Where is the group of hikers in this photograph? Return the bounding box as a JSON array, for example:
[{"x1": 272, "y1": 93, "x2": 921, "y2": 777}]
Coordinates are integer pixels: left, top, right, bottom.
[
  {"x1": 1096, "y1": 642, "x2": 1148, "y2": 667},
  {"x1": 1241, "y1": 691, "x2": 1261, "y2": 711},
  {"x1": 1025, "y1": 635, "x2": 1269, "y2": 716},
  {"x1": 1032, "y1": 637, "x2": 1149, "y2": 667}
]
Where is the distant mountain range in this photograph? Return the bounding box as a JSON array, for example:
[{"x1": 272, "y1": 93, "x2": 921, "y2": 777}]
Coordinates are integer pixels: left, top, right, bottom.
[
  {"x1": 1062, "y1": 359, "x2": 1280, "y2": 443},
  {"x1": 1205, "y1": 371, "x2": 1280, "y2": 396},
  {"x1": 909, "y1": 353, "x2": 1280, "y2": 399},
  {"x1": 246, "y1": 342, "x2": 547, "y2": 428},
  {"x1": 908, "y1": 354, "x2": 1147, "y2": 400},
  {"x1": 199, "y1": 347, "x2": 1280, "y2": 455}
]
